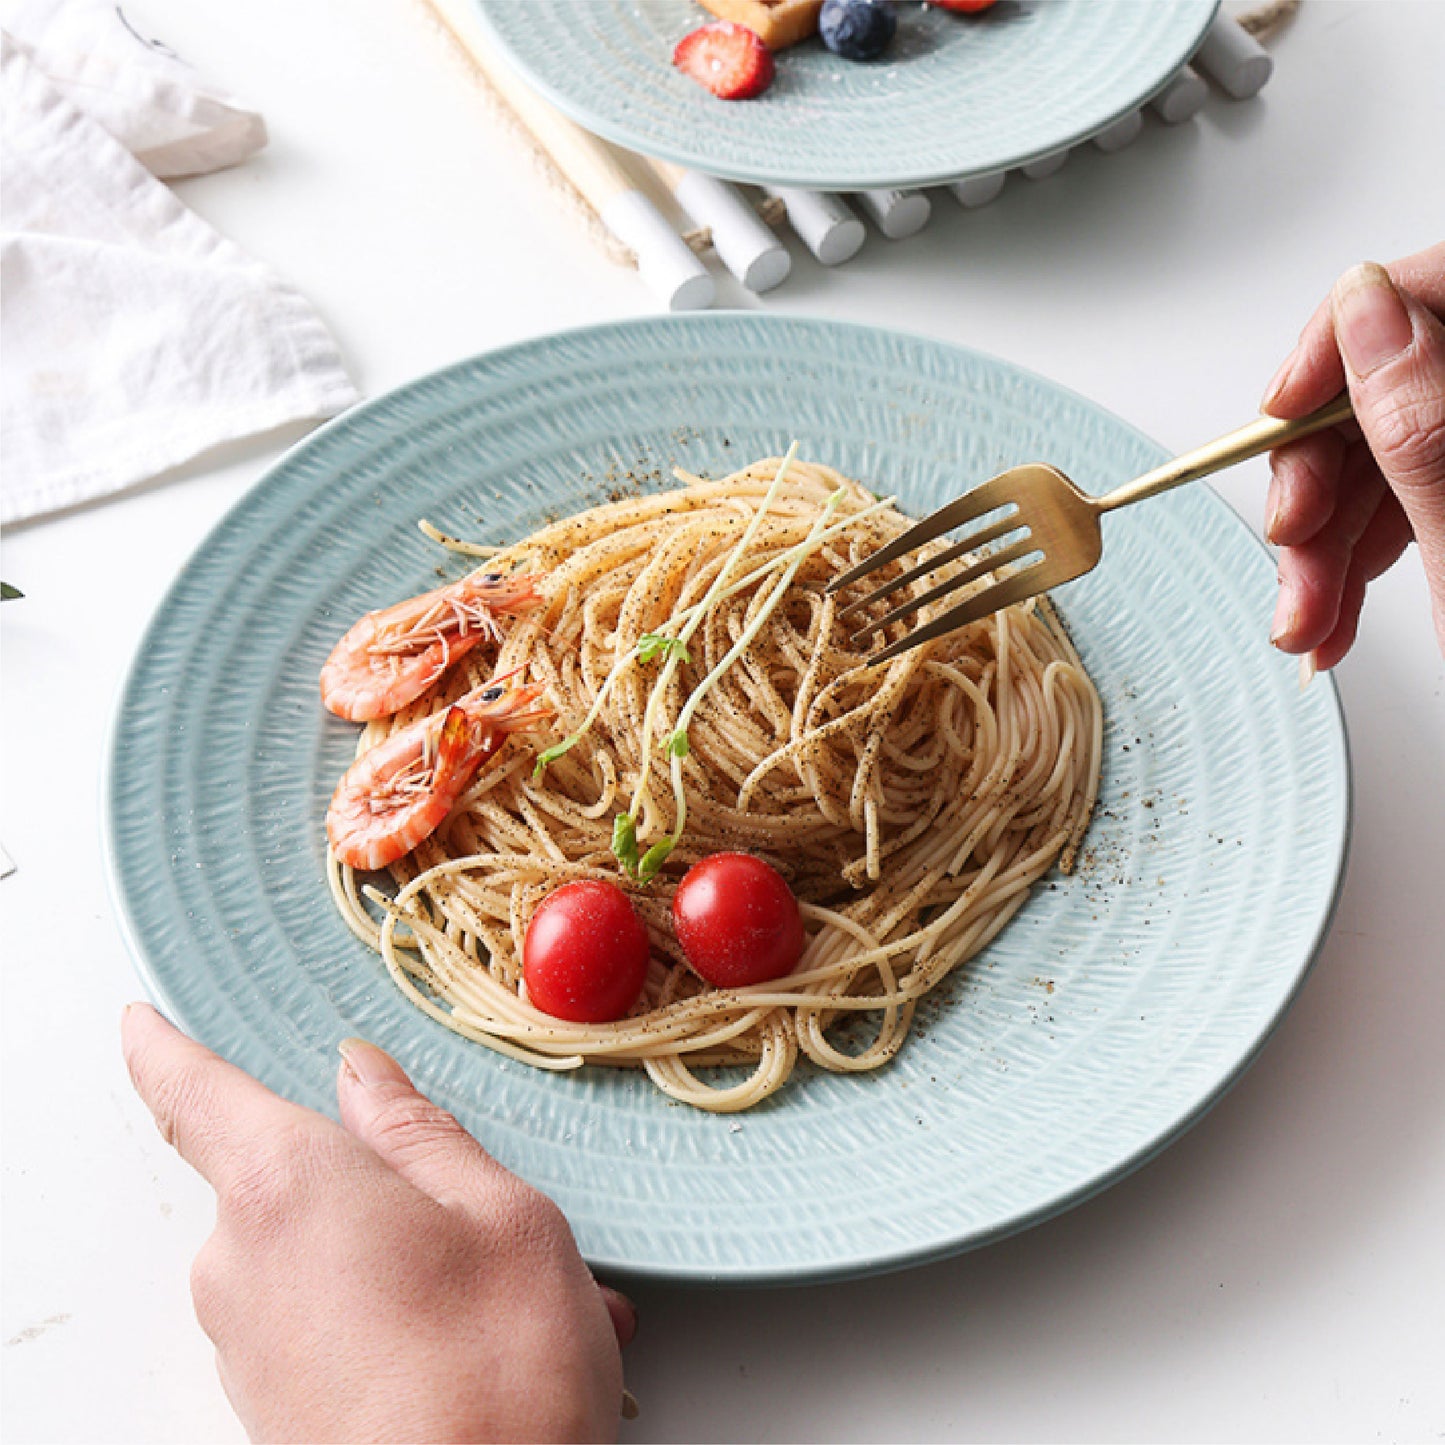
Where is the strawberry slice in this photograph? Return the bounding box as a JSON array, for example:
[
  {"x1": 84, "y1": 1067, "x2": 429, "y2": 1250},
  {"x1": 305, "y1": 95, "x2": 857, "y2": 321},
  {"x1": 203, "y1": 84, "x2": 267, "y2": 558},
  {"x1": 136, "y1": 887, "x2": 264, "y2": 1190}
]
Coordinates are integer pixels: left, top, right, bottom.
[{"x1": 672, "y1": 22, "x2": 775, "y2": 101}]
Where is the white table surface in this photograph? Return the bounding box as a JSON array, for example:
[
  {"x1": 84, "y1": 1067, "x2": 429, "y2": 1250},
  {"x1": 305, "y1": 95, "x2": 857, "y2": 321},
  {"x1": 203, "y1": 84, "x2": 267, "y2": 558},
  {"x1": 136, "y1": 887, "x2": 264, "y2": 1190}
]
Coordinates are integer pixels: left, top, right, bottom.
[{"x1": 4, "y1": 2, "x2": 1444, "y2": 1441}]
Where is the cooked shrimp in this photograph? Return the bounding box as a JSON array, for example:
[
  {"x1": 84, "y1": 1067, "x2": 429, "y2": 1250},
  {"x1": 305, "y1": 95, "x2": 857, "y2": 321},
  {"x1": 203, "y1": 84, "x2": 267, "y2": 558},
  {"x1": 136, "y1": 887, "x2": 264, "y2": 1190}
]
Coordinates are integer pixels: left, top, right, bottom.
[
  {"x1": 326, "y1": 680, "x2": 552, "y2": 871},
  {"x1": 320, "y1": 571, "x2": 544, "y2": 722}
]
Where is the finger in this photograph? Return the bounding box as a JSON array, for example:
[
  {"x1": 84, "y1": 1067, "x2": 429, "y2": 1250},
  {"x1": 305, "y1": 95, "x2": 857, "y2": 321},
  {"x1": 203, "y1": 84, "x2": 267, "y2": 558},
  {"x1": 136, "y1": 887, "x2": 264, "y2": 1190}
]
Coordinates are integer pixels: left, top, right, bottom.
[
  {"x1": 1331, "y1": 264, "x2": 1445, "y2": 630},
  {"x1": 597, "y1": 1283, "x2": 638, "y2": 1348},
  {"x1": 1261, "y1": 292, "x2": 1344, "y2": 420},
  {"x1": 122, "y1": 1003, "x2": 318, "y2": 1192},
  {"x1": 1265, "y1": 428, "x2": 1347, "y2": 546},
  {"x1": 1272, "y1": 446, "x2": 1388, "y2": 653},
  {"x1": 336, "y1": 1038, "x2": 512, "y2": 1211},
  {"x1": 1313, "y1": 556, "x2": 1370, "y2": 673},
  {"x1": 1262, "y1": 241, "x2": 1445, "y2": 420},
  {"x1": 1352, "y1": 490, "x2": 1417, "y2": 582},
  {"x1": 1308, "y1": 497, "x2": 1417, "y2": 673},
  {"x1": 1380, "y1": 241, "x2": 1445, "y2": 313}
]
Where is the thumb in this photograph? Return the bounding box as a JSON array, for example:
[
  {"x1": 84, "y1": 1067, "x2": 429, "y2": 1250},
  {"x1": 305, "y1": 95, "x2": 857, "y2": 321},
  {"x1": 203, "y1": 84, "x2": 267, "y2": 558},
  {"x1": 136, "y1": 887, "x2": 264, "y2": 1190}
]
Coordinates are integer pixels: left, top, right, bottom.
[
  {"x1": 1332, "y1": 262, "x2": 1445, "y2": 639},
  {"x1": 337, "y1": 1038, "x2": 639, "y2": 1344},
  {"x1": 336, "y1": 1037, "x2": 509, "y2": 1210}
]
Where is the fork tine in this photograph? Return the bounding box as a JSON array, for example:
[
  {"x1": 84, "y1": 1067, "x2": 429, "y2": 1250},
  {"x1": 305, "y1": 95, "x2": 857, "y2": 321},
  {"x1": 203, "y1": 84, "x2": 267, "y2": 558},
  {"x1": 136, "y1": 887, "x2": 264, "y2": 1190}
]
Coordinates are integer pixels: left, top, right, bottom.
[
  {"x1": 825, "y1": 478, "x2": 1019, "y2": 595},
  {"x1": 867, "y1": 561, "x2": 1052, "y2": 666},
  {"x1": 835, "y1": 510, "x2": 1028, "y2": 623},
  {"x1": 851, "y1": 535, "x2": 1039, "y2": 643}
]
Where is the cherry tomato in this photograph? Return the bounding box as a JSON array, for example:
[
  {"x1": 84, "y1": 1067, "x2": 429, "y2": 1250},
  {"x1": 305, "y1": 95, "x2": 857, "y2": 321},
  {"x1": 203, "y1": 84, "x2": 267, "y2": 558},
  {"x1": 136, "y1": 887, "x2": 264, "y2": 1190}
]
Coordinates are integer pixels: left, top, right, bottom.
[
  {"x1": 523, "y1": 880, "x2": 650, "y2": 1023},
  {"x1": 932, "y1": 0, "x2": 999, "y2": 11},
  {"x1": 671, "y1": 853, "x2": 805, "y2": 989}
]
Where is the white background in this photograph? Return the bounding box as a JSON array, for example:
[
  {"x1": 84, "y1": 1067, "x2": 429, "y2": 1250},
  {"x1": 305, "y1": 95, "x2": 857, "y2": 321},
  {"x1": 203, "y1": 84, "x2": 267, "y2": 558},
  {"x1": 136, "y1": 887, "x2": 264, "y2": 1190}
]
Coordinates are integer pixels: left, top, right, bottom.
[{"x1": 3, "y1": 2, "x2": 1444, "y2": 1441}]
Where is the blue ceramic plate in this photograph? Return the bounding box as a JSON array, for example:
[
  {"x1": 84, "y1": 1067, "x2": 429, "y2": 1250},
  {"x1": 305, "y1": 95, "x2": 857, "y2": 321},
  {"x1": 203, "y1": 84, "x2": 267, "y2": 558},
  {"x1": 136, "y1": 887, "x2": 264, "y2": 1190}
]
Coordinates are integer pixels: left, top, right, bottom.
[
  {"x1": 472, "y1": 0, "x2": 1219, "y2": 191},
  {"x1": 105, "y1": 315, "x2": 1348, "y2": 1284}
]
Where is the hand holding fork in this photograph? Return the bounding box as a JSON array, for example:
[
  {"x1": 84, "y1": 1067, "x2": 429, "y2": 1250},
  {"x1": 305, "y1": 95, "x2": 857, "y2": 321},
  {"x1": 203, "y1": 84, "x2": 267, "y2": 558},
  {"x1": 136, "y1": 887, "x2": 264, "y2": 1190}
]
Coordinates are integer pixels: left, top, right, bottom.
[{"x1": 832, "y1": 246, "x2": 1445, "y2": 671}]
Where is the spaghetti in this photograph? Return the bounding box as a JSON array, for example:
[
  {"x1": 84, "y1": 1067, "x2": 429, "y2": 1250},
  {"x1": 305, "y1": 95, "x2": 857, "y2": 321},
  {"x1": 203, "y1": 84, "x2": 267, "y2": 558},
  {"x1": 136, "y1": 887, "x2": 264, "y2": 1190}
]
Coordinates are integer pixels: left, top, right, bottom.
[{"x1": 327, "y1": 456, "x2": 1103, "y2": 1112}]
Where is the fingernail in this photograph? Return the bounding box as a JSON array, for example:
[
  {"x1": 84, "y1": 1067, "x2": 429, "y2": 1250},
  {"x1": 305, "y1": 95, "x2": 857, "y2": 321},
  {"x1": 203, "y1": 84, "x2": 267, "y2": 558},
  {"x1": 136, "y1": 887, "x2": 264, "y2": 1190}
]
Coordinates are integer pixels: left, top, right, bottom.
[
  {"x1": 1298, "y1": 651, "x2": 1318, "y2": 691},
  {"x1": 1264, "y1": 478, "x2": 1283, "y2": 545},
  {"x1": 1260, "y1": 347, "x2": 1298, "y2": 412},
  {"x1": 1332, "y1": 262, "x2": 1413, "y2": 377},
  {"x1": 338, "y1": 1037, "x2": 408, "y2": 1087},
  {"x1": 1269, "y1": 591, "x2": 1297, "y2": 647}
]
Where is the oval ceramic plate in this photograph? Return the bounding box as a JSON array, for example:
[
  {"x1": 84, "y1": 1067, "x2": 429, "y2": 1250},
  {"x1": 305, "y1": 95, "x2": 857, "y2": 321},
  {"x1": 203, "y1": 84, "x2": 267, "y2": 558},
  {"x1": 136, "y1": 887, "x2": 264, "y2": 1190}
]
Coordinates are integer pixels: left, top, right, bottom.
[
  {"x1": 105, "y1": 315, "x2": 1348, "y2": 1285},
  {"x1": 472, "y1": 0, "x2": 1219, "y2": 191}
]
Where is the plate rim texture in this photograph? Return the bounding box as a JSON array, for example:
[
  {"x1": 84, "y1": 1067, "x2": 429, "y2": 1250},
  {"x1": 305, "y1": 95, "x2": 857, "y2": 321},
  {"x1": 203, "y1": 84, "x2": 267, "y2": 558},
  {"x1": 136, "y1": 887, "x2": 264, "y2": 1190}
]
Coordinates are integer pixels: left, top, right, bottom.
[{"x1": 103, "y1": 312, "x2": 1351, "y2": 1285}]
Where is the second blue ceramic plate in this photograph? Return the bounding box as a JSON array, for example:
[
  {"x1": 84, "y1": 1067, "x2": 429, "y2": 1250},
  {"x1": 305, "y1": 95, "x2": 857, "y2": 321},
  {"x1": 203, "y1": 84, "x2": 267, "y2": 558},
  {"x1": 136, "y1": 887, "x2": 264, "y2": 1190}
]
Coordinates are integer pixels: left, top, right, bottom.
[{"x1": 473, "y1": 0, "x2": 1219, "y2": 190}]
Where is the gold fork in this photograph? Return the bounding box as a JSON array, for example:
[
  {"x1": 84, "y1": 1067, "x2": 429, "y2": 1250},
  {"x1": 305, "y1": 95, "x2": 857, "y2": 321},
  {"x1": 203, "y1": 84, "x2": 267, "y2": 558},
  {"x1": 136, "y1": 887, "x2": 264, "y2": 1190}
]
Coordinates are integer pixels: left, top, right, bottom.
[{"x1": 828, "y1": 392, "x2": 1354, "y2": 665}]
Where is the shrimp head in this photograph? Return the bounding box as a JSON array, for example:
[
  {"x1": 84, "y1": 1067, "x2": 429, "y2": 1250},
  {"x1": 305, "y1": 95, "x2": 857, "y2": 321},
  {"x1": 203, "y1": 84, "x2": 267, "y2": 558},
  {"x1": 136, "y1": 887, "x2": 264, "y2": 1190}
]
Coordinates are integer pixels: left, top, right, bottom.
[
  {"x1": 320, "y1": 571, "x2": 543, "y2": 722},
  {"x1": 326, "y1": 679, "x2": 552, "y2": 871}
]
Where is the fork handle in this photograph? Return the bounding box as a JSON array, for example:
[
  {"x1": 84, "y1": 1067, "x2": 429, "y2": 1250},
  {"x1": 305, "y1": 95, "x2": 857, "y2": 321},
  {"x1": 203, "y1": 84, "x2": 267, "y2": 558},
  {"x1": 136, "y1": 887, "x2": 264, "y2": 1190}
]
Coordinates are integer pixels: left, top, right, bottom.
[{"x1": 1095, "y1": 392, "x2": 1355, "y2": 513}]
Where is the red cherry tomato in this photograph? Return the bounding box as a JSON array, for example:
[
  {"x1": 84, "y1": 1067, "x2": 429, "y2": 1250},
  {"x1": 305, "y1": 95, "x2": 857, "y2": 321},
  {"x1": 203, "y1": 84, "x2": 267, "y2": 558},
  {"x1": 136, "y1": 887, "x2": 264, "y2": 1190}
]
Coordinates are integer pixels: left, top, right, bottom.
[
  {"x1": 523, "y1": 880, "x2": 650, "y2": 1023},
  {"x1": 671, "y1": 853, "x2": 805, "y2": 989},
  {"x1": 932, "y1": 0, "x2": 998, "y2": 11}
]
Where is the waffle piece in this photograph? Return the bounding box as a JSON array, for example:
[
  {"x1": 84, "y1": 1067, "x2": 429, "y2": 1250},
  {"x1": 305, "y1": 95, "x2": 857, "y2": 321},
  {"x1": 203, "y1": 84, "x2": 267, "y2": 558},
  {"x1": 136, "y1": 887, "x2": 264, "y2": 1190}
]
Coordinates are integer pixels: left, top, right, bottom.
[{"x1": 696, "y1": 0, "x2": 824, "y2": 49}]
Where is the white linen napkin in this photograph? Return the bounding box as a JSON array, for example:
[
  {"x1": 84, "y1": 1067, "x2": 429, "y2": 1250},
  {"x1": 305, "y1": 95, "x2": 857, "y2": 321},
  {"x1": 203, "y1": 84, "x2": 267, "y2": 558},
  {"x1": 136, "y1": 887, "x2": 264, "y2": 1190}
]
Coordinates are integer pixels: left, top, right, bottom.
[{"x1": 0, "y1": 1, "x2": 359, "y2": 525}]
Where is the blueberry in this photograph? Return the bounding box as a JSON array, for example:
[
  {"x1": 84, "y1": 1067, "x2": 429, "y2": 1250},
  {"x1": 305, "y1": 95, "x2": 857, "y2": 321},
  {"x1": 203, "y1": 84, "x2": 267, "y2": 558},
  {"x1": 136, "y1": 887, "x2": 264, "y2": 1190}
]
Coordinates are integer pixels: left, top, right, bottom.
[{"x1": 819, "y1": 0, "x2": 897, "y2": 61}]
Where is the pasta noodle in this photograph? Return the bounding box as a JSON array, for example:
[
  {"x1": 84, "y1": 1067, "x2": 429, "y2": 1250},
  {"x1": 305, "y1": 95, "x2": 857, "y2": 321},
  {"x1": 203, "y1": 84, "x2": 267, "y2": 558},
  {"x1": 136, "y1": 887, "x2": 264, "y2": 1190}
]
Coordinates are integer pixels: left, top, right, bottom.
[{"x1": 327, "y1": 456, "x2": 1103, "y2": 1112}]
